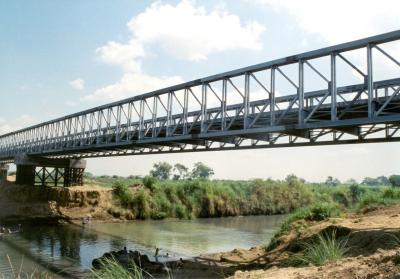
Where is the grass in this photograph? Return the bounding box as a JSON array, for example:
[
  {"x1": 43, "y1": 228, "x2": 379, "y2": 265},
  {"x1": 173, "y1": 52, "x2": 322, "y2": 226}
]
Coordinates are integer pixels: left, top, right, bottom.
[
  {"x1": 90, "y1": 257, "x2": 150, "y2": 279},
  {"x1": 90, "y1": 257, "x2": 175, "y2": 279},
  {"x1": 108, "y1": 177, "x2": 315, "y2": 220},
  {"x1": 356, "y1": 188, "x2": 400, "y2": 210},
  {"x1": 0, "y1": 255, "x2": 51, "y2": 279},
  {"x1": 266, "y1": 202, "x2": 341, "y2": 251},
  {"x1": 288, "y1": 230, "x2": 348, "y2": 266},
  {"x1": 92, "y1": 174, "x2": 400, "y2": 223}
]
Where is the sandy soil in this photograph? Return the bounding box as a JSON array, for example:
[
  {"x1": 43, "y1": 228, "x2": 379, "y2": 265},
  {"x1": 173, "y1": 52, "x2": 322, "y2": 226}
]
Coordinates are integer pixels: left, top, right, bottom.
[
  {"x1": 207, "y1": 205, "x2": 400, "y2": 279},
  {"x1": 0, "y1": 178, "x2": 117, "y2": 222}
]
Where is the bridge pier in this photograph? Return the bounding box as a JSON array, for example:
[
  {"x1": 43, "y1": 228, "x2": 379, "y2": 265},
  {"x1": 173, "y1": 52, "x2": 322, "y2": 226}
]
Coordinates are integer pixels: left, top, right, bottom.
[
  {"x1": 14, "y1": 155, "x2": 86, "y2": 187},
  {"x1": 0, "y1": 164, "x2": 8, "y2": 183}
]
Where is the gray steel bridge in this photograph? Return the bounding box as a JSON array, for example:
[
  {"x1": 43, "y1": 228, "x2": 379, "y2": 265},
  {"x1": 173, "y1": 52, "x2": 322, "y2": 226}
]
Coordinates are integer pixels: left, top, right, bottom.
[{"x1": 2, "y1": 31, "x2": 400, "y2": 169}]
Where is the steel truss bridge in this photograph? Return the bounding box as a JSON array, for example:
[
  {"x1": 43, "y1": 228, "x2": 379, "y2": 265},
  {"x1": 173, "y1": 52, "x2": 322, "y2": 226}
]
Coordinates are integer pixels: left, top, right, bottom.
[{"x1": 2, "y1": 30, "x2": 400, "y2": 164}]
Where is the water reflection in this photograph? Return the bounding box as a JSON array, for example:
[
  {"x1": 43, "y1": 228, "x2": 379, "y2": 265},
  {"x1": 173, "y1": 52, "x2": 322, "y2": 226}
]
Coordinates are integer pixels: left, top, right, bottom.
[{"x1": 0, "y1": 215, "x2": 284, "y2": 277}]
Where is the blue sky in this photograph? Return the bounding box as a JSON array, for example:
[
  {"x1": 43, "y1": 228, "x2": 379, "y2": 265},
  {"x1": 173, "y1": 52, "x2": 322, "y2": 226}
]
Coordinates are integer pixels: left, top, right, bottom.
[{"x1": 1, "y1": 0, "x2": 399, "y2": 182}]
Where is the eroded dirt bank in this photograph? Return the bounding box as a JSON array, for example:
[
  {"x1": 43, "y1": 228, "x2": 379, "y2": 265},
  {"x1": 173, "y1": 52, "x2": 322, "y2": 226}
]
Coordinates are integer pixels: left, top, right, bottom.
[
  {"x1": 197, "y1": 204, "x2": 400, "y2": 278},
  {"x1": 0, "y1": 178, "x2": 117, "y2": 223}
]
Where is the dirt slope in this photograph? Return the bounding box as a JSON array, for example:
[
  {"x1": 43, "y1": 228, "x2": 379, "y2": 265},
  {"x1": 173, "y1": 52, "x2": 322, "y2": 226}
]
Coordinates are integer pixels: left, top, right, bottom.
[
  {"x1": 213, "y1": 205, "x2": 400, "y2": 279},
  {"x1": 0, "y1": 179, "x2": 115, "y2": 222}
]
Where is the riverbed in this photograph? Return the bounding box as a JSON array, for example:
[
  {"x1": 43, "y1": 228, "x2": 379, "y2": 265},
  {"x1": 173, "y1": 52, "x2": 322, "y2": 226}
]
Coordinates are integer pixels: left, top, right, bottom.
[{"x1": 0, "y1": 215, "x2": 284, "y2": 278}]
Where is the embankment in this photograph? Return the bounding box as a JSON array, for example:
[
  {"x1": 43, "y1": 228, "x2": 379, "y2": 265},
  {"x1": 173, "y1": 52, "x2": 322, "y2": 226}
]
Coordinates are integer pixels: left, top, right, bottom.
[
  {"x1": 197, "y1": 204, "x2": 400, "y2": 278},
  {"x1": 0, "y1": 179, "x2": 115, "y2": 223}
]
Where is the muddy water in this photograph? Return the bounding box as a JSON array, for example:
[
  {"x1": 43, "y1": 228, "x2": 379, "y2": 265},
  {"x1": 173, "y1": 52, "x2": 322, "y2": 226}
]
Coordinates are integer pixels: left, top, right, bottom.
[{"x1": 0, "y1": 215, "x2": 284, "y2": 278}]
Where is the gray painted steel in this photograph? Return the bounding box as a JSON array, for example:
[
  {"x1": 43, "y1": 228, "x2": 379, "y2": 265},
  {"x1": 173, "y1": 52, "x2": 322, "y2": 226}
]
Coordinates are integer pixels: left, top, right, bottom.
[{"x1": 1, "y1": 30, "x2": 400, "y2": 162}]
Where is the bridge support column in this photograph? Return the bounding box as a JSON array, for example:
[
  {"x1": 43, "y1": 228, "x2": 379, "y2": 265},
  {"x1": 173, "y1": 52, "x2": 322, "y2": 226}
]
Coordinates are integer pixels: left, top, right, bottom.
[
  {"x1": 0, "y1": 164, "x2": 9, "y2": 183},
  {"x1": 14, "y1": 155, "x2": 86, "y2": 187}
]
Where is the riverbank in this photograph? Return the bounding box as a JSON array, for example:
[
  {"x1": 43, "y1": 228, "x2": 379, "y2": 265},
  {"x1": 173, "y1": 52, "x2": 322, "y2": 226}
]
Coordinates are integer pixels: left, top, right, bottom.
[
  {"x1": 0, "y1": 178, "x2": 116, "y2": 223},
  {"x1": 206, "y1": 204, "x2": 400, "y2": 278},
  {"x1": 2, "y1": 173, "x2": 400, "y2": 278},
  {"x1": 87, "y1": 204, "x2": 400, "y2": 278},
  {"x1": 0, "y1": 175, "x2": 315, "y2": 223}
]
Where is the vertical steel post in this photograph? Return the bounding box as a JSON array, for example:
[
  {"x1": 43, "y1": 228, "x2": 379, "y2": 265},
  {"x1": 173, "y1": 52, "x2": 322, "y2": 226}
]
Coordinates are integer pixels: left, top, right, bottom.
[
  {"x1": 127, "y1": 103, "x2": 132, "y2": 140},
  {"x1": 96, "y1": 110, "x2": 101, "y2": 144},
  {"x1": 152, "y1": 96, "x2": 158, "y2": 138},
  {"x1": 166, "y1": 92, "x2": 172, "y2": 137},
  {"x1": 139, "y1": 99, "x2": 144, "y2": 140},
  {"x1": 201, "y1": 83, "x2": 207, "y2": 133},
  {"x1": 270, "y1": 67, "x2": 275, "y2": 126},
  {"x1": 330, "y1": 53, "x2": 337, "y2": 121},
  {"x1": 367, "y1": 44, "x2": 374, "y2": 118},
  {"x1": 116, "y1": 106, "x2": 121, "y2": 143},
  {"x1": 298, "y1": 60, "x2": 304, "y2": 124},
  {"x1": 244, "y1": 73, "x2": 250, "y2": 129},
  {"x1": 183, "y1": 88, "x2": 188, "y2": 134},
  {"x1": 222, "y1": 79, "x2": 227, "y2": 130}
]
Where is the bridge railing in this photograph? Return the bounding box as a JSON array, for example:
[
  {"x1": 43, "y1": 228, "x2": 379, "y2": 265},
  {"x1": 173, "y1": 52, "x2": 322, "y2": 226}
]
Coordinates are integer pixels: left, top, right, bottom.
[{"x1": 1, "y1": 30, "x2": 400, "y2": 160}]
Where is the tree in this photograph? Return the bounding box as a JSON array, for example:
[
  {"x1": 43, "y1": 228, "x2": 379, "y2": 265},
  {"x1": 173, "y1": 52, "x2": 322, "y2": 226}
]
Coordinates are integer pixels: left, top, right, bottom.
[
  {"x1": 191, "y1": 162, "x2": 214, "y2": 179},
  {"x1": 149, "y1": 162, "x2": 172, "y2": 180},
  {"x1": 389, "y1": 175, "x2": 400, "y2": 187},
  {"x1": 377, "y1": 176, "x2": 390, "y2": 185},
  {"x1": 173, "y1": 163, "x2": 189, "y2": 180},
  {"x1": 285, "y1": 174, "x2": 305, "y2": 186},
  {"x1": 361, "y1": 176, "x2": 389, "y2": 186},
  {"x1": 345, "y1": 178, "x2": 358, "y2": 185},
  {"x1": 325, "y1": 176, "x2": 340, "y2": 187},
  {"x1": 349, "y1": 184, "x2": 362, "y2": 204}
]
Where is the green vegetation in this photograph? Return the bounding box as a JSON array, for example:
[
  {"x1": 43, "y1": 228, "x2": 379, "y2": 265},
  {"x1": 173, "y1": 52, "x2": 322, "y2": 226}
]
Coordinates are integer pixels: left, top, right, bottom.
[
  {"x1": 108, "y1": 175, "x2": 314, "y2": 220},
  {"x1": 267, "y1": 202, "x2": 341, "y2": 251},
  {"x1": 91, "y1": 257, "x2": 148, "y2": 279},
  {"x1": 289, "y1": 231, "x2": 348, "y2": 266},
  {"x1": 0, "y1": 255, "x2": 51, "y2": 279},
  {"x1": 87, "y1": 165, "x2": 400, "y2": 223}
]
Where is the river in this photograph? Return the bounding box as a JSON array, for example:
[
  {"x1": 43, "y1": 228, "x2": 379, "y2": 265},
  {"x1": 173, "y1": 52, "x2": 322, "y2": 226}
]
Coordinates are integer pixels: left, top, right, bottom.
[{"x1": 0, "y1": 215, "x2": 284, "y2": 278}]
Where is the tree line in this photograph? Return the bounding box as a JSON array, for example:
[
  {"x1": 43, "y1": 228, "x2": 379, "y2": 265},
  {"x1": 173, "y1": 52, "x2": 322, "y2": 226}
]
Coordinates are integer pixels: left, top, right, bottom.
[
  {"x1": 324, "y1": 175, "x2": 400, "y2": 187},
  {"x1": 149, "y1": 162, "x2": 214, "y2": 180}
]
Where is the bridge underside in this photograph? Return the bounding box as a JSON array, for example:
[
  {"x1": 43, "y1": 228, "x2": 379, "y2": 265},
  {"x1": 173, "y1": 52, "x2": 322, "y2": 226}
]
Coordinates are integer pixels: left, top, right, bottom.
[
  {"x1": 0, "y1": 164, "x2": 8, "y2": 182},
  {"x1": 13, "y1": 155, "x2": 86, "y2": 187}
]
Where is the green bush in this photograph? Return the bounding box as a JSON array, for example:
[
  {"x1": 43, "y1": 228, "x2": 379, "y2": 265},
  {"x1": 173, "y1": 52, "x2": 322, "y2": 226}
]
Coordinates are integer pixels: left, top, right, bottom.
[
  {"x1": 132, "y1": 190, "x2": 151, "y2": 219},
  {"x1": 112, "y1": 181, "x2": 134, "y2": 206},
  {"x1": 290, "y1": 231, "x2": 348, "y2": 266},
  {"x1": 142, "y1": 176, "x2": 157, "y2": 191},
  {"x1": 267, "y1": 202, "x2": 340, "y2": 251},
  {"x1": 175, "y1": 203, "x2": 188, "y2": 219}
]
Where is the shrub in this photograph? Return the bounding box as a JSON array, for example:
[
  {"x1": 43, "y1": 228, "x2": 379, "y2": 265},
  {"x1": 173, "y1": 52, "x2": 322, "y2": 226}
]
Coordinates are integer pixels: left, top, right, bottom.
[
  {"x1": 332, "y1": 191, "x2": 349, "y2": 207},
  {"x1": 133, "y1": 190, "x2": 151, "y2": 219},
  {"x1": 91, "y1": 257, "x2": 146, "y2": 279},
  {"x1": 142, "y1": 176, "x2": 157, "y2": 191},
  {"x1": 389, "y1": 175, "x2": 400, "y2": 187},
  {"x1": 291, "y1": 231, "x2": 348, "y2": 266},
  {"x1": 266, "y1": 202, "x2": 340, "y2": 251},
  {"x1": 112, "y1": 181, "x2": 134, "y2": 206},
  {"x1": 175, "y1": 203, "x2": 188, "y2": 219},
  {"x1": 349, "y1": 184, "x2": 362, "y2": 204},
  {"x1": 357, "y1": 193, "x2": 388, "y2": 209}
]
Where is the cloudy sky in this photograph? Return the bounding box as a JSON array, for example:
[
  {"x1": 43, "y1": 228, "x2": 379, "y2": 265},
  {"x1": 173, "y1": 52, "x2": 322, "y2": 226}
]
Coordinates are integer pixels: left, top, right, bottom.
[{"x1": 1, "y1": 0, "x2": 399, "y2": 182}]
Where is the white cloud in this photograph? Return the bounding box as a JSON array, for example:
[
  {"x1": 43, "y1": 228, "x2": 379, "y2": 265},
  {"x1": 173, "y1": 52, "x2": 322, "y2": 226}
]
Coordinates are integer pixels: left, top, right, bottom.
[
  {"x1": 84, "y1": 0, "x2": 265, "y2": 102},
  {"x1": 255, "y1": 0, "x2": 399, "y2": 44},
  {"x1": 69, "y1": 78, "x2": 85, "y2": 91},
  {"x1": 96, "y1": 40, "x2": 145, "y2": 72},
  {"x1": 0, "y1": 115, "x2": 36, "y2": 135},
  {"x1": 65, "y1": 100, "x2": 77, "y2": 107},
  {"x1": 127, "y1": 0, "x2": 265, "y2": 61},
  {"x1": 82, "y1": 73, "x2": 183, "y2": 102},
  {"x1": 253, "y1": 0, "x2": 400, "y2": 83}
]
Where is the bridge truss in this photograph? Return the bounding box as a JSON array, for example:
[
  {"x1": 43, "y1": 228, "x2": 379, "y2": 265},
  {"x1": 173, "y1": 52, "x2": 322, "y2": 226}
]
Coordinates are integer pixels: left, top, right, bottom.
[{"x1": 1, "y1": 30, "x2": 400, "y2": 162}]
